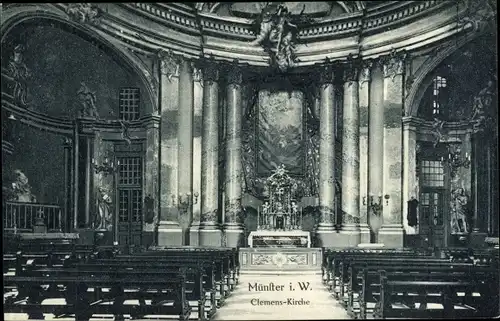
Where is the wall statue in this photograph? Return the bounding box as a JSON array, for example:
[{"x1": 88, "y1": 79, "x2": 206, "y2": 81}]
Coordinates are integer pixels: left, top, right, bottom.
[
  {"x1": 66, "y1": 3, "x2": 101, "y2": 25},
  {"x1": 471, "y1": 79, "x2": 495, "y2": 132},
  {"x1": 250, "y1": 3, "x2": 313, "y2": 72},
  {"x1": 3, "y1": 169, "x2": 37, "y2": 203},
  {"x1": 450, "y1": 187, "x2": 469, "y2": 234},
  {"x1": 77, "y1": 82, "x2": 99, "y2": 119},
  {"x1": 8, "y1": 44, "x2": 31, "y2": 107},
  {"x1": 94, "y1": 186, "x2": 113, "y2": 231}
]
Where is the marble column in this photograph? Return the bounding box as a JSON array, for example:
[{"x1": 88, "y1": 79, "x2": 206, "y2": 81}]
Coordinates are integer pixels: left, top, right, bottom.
[
  {"x1": 340, "y1": 61, "x2": 361, "y2": 246},
  {"x1": 379, "y1": 51, "x2": 405, "y2": 248},
  {"x1": 63, "y1": 138, "x2": 73, "y2": 232},
  {"x1": 358, "y1": 61, "x2": 372, "y2": 244},
  {"x1": 144, "y1": 115, "x2": 160, "y2": 246},
  {"x1": 316, "y1": 65, "x2": 337, "y2": 247},
  {"x1": 84, "y1": 134, "x2": 94, "y2": 228},
  {"x1": 199, "y1": 61, "x2": 222, "y2": 246},
  {"x1": 189, "y1": 66, "x2": 203, "y2": 246},
  {"x1": 470, "y1": 130, "x2": 488, "y2": 246},
  {"x1": 72, "y1": 122, "x2": 79, "y2": 230},
  {"x1": 402, "y1": 118, "x2": 418, "y2": 235},
  {"x1": 157, "y1": 50, "x2": 183, "y2": 245},
  {"x1": 368, "y1": 62, "x2": 385, "y2": 242},
  {"x1": 178, "y1": 59, "x2": 195, "y2": 245},
  {"x1": 223, "y1": 63, "x2": 244, "y2": 248}
]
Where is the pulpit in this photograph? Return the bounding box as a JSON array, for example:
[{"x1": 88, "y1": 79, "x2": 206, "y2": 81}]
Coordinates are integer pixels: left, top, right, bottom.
[{"x1": 248, "y1": 165, "x2": 310, "y2": 248}]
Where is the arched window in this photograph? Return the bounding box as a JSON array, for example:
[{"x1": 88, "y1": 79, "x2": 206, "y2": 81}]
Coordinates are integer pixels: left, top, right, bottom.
[{"x1": 431, "y1": 75, "x2": 447, "y2": 117}]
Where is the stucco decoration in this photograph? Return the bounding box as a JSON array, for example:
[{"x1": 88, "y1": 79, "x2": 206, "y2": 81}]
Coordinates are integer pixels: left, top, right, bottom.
[{"x1": 66, "y1": 3, "x2": 101, "y2": 25}]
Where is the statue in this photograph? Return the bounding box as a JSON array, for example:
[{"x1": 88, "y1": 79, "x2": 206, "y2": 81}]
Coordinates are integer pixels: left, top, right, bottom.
[
  {"x1": 8, "y1": 44, "x2": 31, "y2": 107},
  {"x1": 450, "y1": 188, "x2": 469, "y2": 234},
  {"x1": 66, "y1": 3, "x2": 101, "y2": 25},
  {"x1": 3, "y1": 169, "x2": 37, "y2": 202},
  {"x1": 250, "y1": 3, "x2": 313, "y2": 72},
  {"x1": 77, "y1": 82, "x2": 99, "y2": 118},
  {"x1": 431, "y1": 117, "x2": 445, "y2": 147},
  {"x1": 95, "y1": 187, "x2": 112, "y2": 230},
  {"x1": 471, "y1": 79, "x2": 495, "y2": 132},
  {"x1": 119, "y1": 120, "x2": 138, "y2": 145}
]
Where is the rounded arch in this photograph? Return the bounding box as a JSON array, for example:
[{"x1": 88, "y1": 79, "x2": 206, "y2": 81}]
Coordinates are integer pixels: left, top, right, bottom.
[
  {"x1": 406, "y1": 29, "x2": 488, "y2": 117},
  {"x1": 1, "y1": 5, "x2": 157, "y2": 114}
]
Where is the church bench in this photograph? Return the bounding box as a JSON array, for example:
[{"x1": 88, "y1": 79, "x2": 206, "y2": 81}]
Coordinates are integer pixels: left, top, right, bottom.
[
  {"x1": 109, "y1": 254, "x2": 234, "y2": 304},
  {"x1": 3, "y1": 273, "x2": 191, "y2": 321},
  {"x1": 352, "y1": 265, "x2": 498, "y2": 319},
  {"x1": 84, "y1": 259, "x2": 219, "y2": 315},
  {"x1": 373, "y1": 277, "x2": 498, "y2": 319},
  {"x1": 336, "y1": 257, "x2": 479, "y2": 303}
]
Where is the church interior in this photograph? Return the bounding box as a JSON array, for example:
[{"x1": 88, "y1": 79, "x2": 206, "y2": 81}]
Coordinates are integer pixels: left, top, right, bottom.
[{"x1": 2, "y1": 1, "x2": 499, "y2": 320}]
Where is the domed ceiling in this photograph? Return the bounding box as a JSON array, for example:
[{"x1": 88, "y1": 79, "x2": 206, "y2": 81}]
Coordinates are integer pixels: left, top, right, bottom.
[{"x1": 193, "y1": 2, "x2": 389, "y2": 19}]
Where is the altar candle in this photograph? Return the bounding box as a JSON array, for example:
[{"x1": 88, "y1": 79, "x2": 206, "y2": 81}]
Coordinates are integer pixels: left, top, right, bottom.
[{"x1": 257, "y1": 207, "x2": 260, "y2": 230}]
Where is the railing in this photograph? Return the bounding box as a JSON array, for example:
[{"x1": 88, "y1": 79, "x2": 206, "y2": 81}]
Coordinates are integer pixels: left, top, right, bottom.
[{"x1": 3, "y1": 201, "x2": 62, "y2": 233}]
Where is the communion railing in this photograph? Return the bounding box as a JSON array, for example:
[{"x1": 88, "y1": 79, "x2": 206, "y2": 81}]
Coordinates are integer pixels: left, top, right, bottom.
[{"x1": 3, "y1": 201, "x2": 62, "y2": 233}]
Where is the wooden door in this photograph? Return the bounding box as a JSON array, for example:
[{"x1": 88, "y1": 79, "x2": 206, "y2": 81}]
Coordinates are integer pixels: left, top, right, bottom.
[
  {"x1": 116, "y1": 156, "x2": 143, "y2": 246},
  {"x1": 419, "y1": 190, "x2": 446, "y2": 248}
]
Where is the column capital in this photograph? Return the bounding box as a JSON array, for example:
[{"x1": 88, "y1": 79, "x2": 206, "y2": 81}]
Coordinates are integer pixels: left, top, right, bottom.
[
  {"x1": 192, "y1": 65, "x2": 203, "y2": 82},
  {"x1": 157, "y1": 49, "x2": 181, "y2": 80},
  {"x1": 318, "y1": 61, "x2": 336, "y2": 85},
  {"x1": 225, "y1": 60, "x2": 243, "y2": 86},
  {"x1": 198, "y1": 57, "x2": 220, "y2": 85},
  {"x1": 343, "y1": 55, "x2": 361, "y2": 84},
  {"x1": 62, "y1": 137, "x2": 73, "y2": 147},
  {"x1": 359, "y1": 59, "x2": 373, "y2": 84},
  {"x1": 382, "y1": 49, "x2": 407, "y2": 79}
]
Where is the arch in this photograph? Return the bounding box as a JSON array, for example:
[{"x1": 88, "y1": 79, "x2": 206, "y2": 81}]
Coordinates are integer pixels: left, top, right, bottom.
[
  {"x1": 1, "y1": 4, "x2": 158, "y2": 114},
  {"x1": 405, "y1": 29, "x2": 488, "y2": 117}
]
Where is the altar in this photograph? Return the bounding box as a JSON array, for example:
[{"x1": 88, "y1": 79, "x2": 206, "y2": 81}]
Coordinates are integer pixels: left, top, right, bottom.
[{"x1": 248, "y1": 230, "x2": 311, "y2": 248}]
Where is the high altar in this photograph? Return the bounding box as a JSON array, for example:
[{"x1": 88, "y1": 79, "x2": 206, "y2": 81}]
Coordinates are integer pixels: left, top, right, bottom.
[{"x1": 248, "y1": 165, "x2": 311, "y2": 248}]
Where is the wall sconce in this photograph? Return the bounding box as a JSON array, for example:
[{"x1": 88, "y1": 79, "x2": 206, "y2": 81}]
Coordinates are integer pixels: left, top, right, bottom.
[
  {"x1": 440, "y1": 144, "x2": 471, "y2": 178},
  {"x1": 93, "y1": 157, "x2": 119, "y2": 176},
  {"x1": 173, "y1": 192, "x2": 199, "y2": 214},
  {"x1": 363, "y1": 193, "x2": 384, "y2": 216},
  {"x1": 384, "y1": 194, "x2": 390, "y2": 206}
]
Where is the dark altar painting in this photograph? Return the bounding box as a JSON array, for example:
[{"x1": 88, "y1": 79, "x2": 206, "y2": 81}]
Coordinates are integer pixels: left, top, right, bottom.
[{"x1": 257, "y1": 90, "x2": 305, "y2": 176}]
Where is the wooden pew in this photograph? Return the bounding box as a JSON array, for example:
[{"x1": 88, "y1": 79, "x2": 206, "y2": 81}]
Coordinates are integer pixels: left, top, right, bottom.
[
  {"x1": 354, "y1": 265, "x2": 498, "y2": 319},
  {"x1": 374, "y1": 276, "x2": 498, "y2": 319}
]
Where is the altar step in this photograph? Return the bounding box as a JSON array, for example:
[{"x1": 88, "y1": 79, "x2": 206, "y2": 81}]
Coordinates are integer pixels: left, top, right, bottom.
[{"x1": 239, "y1": 248, "x2": 322, "y2": 272}]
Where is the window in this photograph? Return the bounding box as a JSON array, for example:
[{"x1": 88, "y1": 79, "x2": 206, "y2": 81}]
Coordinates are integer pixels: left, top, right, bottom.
[
  {"x1": 118, "y1": 157, "x2": 142, "y2": 186},
  {"x1": 431, "y1": 76, "x2": 447, "y2": 116},
  {"x1": 119, "y1": 88, "x2": 140, "y2": 121},
  {"x1": 420, "y1": 160, "x2": 445, "y2": 188}
]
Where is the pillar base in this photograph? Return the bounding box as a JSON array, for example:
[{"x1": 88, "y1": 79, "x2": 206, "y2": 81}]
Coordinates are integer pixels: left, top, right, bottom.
[
  {"x1": 223, "y1": 224, "x2": 244, "y2": 248},
  {"x1": 340, "y1": 224, "x2": 361, "y2": 246},
  {"x1": 315, "y1": 230, "x2": 361, "y2": 248},
  {"x1": 199, "y1": 223, "x2": 222, "y2": 247},
  {"x1": 189, "y1": 222, "x2": 200, "y2": 246},
  {"x1": 359, "y1": 224, "x2": 371, "y2": 244},
  {"x1": 157, "y1": 221, "x2": 183, "y2": 246},
  {"x1": 378, "y1": 224, "x2": 404, "y2": 248},
  {"x1": 469, "y1": 231, "x2": 488, "y2": 248}
]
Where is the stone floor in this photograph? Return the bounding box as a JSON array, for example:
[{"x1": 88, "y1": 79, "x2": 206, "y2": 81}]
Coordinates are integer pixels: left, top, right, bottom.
[{"x1": 212, "y1": 272, "x2": 350, "y2": 320}]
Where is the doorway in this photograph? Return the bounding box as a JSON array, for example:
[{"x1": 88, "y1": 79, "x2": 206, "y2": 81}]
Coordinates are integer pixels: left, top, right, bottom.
[{"x1": 115, "y1": 156, "x2": 143, "y2": 246}]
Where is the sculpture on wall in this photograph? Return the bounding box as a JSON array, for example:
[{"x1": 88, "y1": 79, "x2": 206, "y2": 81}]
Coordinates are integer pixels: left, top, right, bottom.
[
  {"x1": 3, "y1": 169, "x2": 37, "y2": 203},
  {"x1": 8, "y1": 44, "x2": 31, "y2": 107},
  {"x1": 430, "y1": 117, "x2": 445, "y2": 147},
  {"x1": 77, "y1": 82, "x2": 99, "y2": 119},
  {"x1": 66, "y1": 3, "x2": 101, "y2": 25},
  {"x1": 250, "y1": 3, "x2": 312, "y2": 72},
  {"x1": 450, "y1": 187, "x2": 469, "y2": 234},
  {"x1": 94, "y1": 186, "x2": 113, "y2": 230},
  {"x1": 471, "y1": 79, "x2": 495, "y2": 132},
  {"x1": 119, "y1": 120, "x2": 139, "y2": 145}
]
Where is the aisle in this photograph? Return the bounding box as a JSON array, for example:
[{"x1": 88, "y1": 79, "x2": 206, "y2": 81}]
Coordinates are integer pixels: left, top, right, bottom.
[{"x1": 213, "y1": 272, "x2": 350, "y2": 320}]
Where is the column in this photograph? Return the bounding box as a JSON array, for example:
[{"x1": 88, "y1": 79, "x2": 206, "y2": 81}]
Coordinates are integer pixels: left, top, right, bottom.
[
  {"x1": 316, "y1": 65, "x2": 337, "y2": 247},
  {"x1": 189, "y1": 65, "x2": 204, "y2": 246},
  {"x1": 84, "y1": 135, "x2": 94, "y2": 228},
  {"x1": 199, "y1": 60, "x2": 222, "y2": 246},
  {"x1": 368, "y1": 61, "x2": 384, "y2": 243},
  {"x1": 63, "y1": 138, "x2": 73, "y2": 232},
  {"x1": 144, "y1": 115, "x2": 160, "y2": 246},
  {"x1": 402, "y1": 118, "x2": 418, "y2": 235},
  {"x1": 358, "y1": 61, "x2": 372, "y2": 244},
  {"x1": 379, "y1": 51, "x2": 405, "y2": 247},
  {"x1": 72, "y1": 122, "x2": 79, "y2": 230},
  {"x1": 340, "y1": 61, "x2": 361, "y2": 246},
  {"x1": 157, "y1": 49, "x2": 183, "y2": 245},
  {"x1": 178, "y1": 59, "x2": 195, "y2": 245},
  {"x1": 470, "y1": 129, "x2": 488, "y2": 246},
  {"x1": 223, "y1": 63, "x2": 244, "y2": 248}
]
